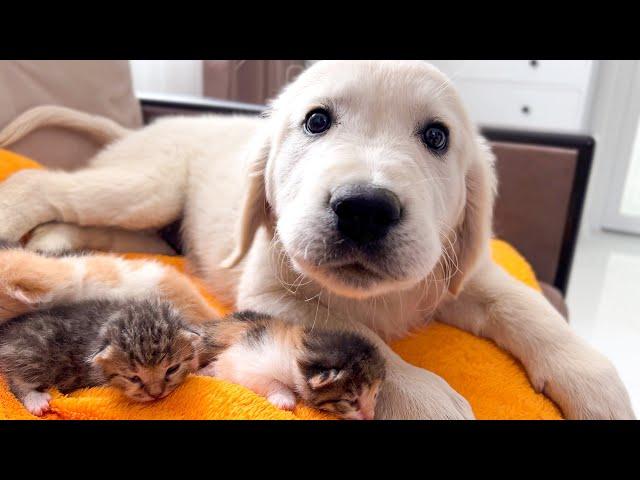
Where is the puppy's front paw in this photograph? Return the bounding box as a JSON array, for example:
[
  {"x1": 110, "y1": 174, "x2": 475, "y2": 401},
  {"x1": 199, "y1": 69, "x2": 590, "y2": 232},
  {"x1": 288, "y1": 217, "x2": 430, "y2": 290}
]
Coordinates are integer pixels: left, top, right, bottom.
[
  {"x1": 22, "y1": 391, "x2": 52, "y2": 416},
  {"x1": 377, "y1": 364, "x2": 474, "y2": 420},
  {"x1": 531, "y1": 346, "x2": 635, "y2": 420}
]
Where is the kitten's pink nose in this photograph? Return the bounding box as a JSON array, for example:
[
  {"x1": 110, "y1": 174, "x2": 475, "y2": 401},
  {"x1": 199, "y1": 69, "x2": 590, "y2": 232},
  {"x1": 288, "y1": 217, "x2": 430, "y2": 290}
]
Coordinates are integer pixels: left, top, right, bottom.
[
  {"x1": 147, "y1": 384, "x2": 165, "y2": 399},
  {"x1": 358, "y1": 400, "x2": 375, "y2": 420},
  {"x1": 359, "y1": 410, "x2": 375, "y2": 420}
]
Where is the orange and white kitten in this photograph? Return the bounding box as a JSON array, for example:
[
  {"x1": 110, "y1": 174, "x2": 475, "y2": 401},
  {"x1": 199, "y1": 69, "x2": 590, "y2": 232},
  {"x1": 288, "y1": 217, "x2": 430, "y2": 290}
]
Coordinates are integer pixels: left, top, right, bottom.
[
  {"x1": 0, "y1": 241, "x2": 219, "y2": 324},
  {"x1": 198, "y1": 311, "x2": 386, "y2": 420}
]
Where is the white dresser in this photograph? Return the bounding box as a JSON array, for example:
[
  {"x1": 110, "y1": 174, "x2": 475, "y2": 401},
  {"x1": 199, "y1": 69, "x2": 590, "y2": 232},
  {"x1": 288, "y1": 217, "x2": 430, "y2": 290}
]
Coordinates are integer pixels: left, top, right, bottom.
[{"x1": 428, "y1": 60, "x2": 597, "y2": 133}]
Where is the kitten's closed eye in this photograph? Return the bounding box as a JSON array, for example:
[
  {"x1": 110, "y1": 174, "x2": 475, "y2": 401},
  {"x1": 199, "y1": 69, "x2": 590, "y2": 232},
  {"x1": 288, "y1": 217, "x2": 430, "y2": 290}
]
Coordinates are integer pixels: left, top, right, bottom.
[
  {"x1": 165, "y1": 364, "x2": 180, "y2": 377},
  {"x1": 129, "y1": 375, "x2": 142, "y2": 384},
  {"x1": 317, "y1": 399, "x2": 353, "y2": 415}
]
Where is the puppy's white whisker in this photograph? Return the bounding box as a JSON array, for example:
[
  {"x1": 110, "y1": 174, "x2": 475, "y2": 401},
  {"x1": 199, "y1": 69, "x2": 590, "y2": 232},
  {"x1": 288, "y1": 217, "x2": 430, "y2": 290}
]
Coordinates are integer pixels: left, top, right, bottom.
[{"x1": 398, "y1": 176, "x2": 451, "y2": 189}]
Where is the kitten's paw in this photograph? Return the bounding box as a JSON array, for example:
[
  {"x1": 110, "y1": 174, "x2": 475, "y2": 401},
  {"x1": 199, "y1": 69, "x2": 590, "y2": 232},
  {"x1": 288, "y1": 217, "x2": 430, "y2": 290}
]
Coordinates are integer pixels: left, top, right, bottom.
[
  {"x1": 22, "y1": 391, "x2": 52, "y2": 416},
  {"x1": 267, "y1": 388, "x2": 297, "y2": 411}
]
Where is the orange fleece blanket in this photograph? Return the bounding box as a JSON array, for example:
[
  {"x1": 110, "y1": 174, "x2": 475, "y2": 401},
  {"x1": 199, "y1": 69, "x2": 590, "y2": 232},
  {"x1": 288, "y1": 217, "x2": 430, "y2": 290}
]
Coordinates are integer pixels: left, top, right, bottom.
[{"x1": 0, "y1": 150, "x2": 562, "y2": 420}]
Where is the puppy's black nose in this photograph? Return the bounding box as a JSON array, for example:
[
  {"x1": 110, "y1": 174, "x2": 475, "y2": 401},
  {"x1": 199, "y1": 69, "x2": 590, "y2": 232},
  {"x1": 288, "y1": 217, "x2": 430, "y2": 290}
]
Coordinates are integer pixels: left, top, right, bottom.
[{"x1": 330, "y1": 184, "x2": 401, "y2": 245}]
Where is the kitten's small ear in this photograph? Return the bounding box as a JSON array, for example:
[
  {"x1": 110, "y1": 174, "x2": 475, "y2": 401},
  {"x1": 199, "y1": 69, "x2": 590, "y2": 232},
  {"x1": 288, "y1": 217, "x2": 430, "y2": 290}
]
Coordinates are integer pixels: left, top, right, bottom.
[
  {"x1": 89, "y1": 344, "x2": 113, "y2": 366},
  {"x1": 177, "y1": 329, "x2": 204, "y2": 369},
  {"x1": 308, "y1": 369, "x2": 344, "y2": 390},
  {"x1": 179, "y1": 328, "x2": 202, "y2": 342},
  {"x1": 178, "y1": 329, "x2": 204, "y2": 358}
]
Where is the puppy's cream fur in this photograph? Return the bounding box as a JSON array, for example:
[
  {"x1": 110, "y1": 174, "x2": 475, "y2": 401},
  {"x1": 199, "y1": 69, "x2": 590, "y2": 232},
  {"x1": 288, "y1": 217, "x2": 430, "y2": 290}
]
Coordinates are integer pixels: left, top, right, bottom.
[{"x1": 0, "y1": 61, "x2": 634, "y2": 419}]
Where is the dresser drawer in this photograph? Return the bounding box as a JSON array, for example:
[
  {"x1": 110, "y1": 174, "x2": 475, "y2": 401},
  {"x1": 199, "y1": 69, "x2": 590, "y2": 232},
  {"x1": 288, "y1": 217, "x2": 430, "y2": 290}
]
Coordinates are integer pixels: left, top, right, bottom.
[
  {"x1": 454, "y1": 80, "x2": 585, "y2": 131},
  {"x1": 431, "y1": 60, "x2": 593, "y2": 91}
]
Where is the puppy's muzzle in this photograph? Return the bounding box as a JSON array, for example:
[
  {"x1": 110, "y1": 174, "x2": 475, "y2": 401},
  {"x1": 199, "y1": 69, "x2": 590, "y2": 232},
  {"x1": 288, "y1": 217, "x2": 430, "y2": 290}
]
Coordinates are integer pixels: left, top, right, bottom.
[{"x1": 330, "y1": 184, "x2": 401, "y2": 245}]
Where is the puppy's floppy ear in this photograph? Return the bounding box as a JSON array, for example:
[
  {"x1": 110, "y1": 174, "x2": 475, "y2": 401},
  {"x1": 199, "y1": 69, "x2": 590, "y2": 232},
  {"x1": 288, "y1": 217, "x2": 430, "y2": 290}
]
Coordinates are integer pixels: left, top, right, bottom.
[
  {"x1": 446, "y1": 136, "x2": 497, "y2": 296},
  {"x1": 220, "y1": 124, "x2": 274, "y2": 269}
]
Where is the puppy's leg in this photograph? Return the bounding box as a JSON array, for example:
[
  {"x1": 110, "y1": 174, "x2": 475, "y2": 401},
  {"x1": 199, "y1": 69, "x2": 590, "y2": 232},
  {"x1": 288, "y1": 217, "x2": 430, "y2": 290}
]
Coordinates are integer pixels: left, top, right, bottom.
[
  {"x1": 0, "y1": 162, "x2": 185, "y2": 241},
  {"x1": 359, "y1": 332, "x2": 474, "y2": 420},
  {"x1": 25, "y1": 223, "x2": 174, "y2": 255},
  {"x1": 437, "y1": 256, "x2": 635, "y2": 420}
]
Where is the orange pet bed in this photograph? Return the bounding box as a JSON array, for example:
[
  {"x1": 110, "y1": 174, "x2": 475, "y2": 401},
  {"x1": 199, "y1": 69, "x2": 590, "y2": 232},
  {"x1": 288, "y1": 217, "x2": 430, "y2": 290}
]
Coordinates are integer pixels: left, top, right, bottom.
[{"x1": 0, "y1": 150, "x2": 562, "y2": 420}]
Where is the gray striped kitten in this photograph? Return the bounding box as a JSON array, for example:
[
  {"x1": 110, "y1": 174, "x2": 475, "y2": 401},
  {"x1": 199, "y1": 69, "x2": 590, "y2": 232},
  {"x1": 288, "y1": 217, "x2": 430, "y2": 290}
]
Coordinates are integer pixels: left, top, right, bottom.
[{"x1": 0, "y1": 298, "x2": 201, "y2": 415}]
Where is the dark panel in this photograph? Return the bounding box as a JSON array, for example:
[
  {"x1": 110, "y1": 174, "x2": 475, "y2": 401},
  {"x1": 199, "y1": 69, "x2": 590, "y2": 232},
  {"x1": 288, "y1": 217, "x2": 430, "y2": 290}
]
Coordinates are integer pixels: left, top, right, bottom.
[
  {"x1": 139, "y1": 94, "x2": 264, "y2": 124},
  {"x1": 491, "y1": 142, "x2": 578, "y2": 286},
  {"x1": 483, "y1": 128, "x2": 594, "y2": 294}
]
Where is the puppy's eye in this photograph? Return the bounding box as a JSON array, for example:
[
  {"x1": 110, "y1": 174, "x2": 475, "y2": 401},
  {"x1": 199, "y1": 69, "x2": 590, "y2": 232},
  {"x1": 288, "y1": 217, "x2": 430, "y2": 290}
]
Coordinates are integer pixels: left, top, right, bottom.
[
  {"x1": 166, "y1": 364, "x2": 180, "y2": 377},
  {"x1": 129, "y1": 375, "x2": 142, "y2": 384},
  {"x1": 421, "y1": 123, "x2": 448, "y2": 153},
  {"x1": 304, "y1": 108, "x2": 332, "y2": 135}
]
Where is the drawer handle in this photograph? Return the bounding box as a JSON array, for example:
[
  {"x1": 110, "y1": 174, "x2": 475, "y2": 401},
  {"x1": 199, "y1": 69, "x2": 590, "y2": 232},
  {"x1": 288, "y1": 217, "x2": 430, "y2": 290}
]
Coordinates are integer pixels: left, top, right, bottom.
[
  {"x1": 521, "y1": 105, "x2": 531, "y2": 115},
  {"x1": 529, "y1": 60, "x2": 539, "y2": 68}
]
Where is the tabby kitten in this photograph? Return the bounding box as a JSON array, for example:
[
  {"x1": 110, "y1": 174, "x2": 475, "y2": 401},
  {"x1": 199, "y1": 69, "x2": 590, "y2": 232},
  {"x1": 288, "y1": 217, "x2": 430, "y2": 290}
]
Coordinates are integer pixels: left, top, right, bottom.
[
  {"x1": 199, "y1": 311, "x2": 386, "y2": 420},
  {"x1": 0, "y1": 298, "x2": 201, "y2": 415}
]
